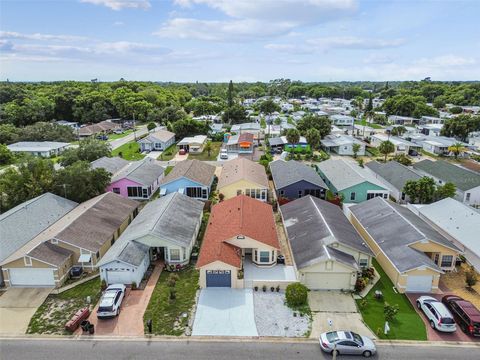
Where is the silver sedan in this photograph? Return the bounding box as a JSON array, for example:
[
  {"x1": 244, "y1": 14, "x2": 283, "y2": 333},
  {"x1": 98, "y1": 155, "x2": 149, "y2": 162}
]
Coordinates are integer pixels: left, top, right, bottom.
[{"x1": 319, "y1": 330, "x2": 376, "y2": 357}]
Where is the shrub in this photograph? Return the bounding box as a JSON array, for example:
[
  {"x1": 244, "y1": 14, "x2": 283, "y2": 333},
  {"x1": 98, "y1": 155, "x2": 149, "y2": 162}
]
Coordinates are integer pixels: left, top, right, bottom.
[
  {"x1": 131, "y1": 281, "x2": 137, "y2": 290},
  {"x1": 354, "y1": 278, "x2": 367, "y2": 293},
  {"x1": 218, "y1": 193, "x2": 225, "y2": 202},
  {"x1": 360, "y1": 298, "x2": 368, "y2": 309},
  {"x1": 357, "y1": 158, "x2": 364, "y2": 168},
  {"x1": 384, "y1": 303, "x2": 399, "y2": 322},
  {"x1": 169, "y1": 288, "x2": 176, "y2": 300},
  {"x1": 466, "y1": 266, "x2": 478, "y2": 288},
  {"x1": 262, "y1": 285, "x2": 267, "y2": 292},
  {"x1": 362, "y1": 267, "x2": 375, "y2": 280},
  {"x1": 285, "y1": 283, "x2": 308, "y2": 308},
  {"x1": 276, "y1": 285, "x2": 280, "y2": 292}
]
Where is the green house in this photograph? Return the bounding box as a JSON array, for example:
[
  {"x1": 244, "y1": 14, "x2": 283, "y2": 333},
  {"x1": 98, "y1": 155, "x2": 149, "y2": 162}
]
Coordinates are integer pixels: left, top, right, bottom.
[{"x1": 317, "y1": 159, "x2": 389, "y2": 203}]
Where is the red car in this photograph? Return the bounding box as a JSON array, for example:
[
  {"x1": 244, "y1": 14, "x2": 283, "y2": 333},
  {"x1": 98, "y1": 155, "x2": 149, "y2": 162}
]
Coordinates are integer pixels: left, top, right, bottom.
[
  {"x1": 442, "y1": 295, "x2": 480, "y2": 336},
  {"x1": 179, "y1": 149, "x2": 186, "y2": 155}
]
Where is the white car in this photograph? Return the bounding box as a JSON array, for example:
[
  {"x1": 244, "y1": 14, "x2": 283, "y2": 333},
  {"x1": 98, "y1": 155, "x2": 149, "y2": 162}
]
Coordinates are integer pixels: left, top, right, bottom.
[
  {"x1": 97, "y1": 284, "x2": 126, "y2": 319},
  {"x1": 319, "y1": 331, "x2": 376, "y2": 357},
  {"x1": 416, "y1": 296, "x2": 457, "y2": 332},
  {"x1": 219, "y1": 149, "x2": 229, "y2": 160}
]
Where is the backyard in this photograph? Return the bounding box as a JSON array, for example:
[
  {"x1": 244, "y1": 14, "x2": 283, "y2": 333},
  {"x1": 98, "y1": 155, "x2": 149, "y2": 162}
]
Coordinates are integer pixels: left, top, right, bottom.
[
  {"x1": 157, "y1": 143, "x2": 178, "y2": 161},
  {"x1": 354, "y1": 120, "x2": 384, "y2": 129},
  {"x1": 356, "y1": 260, "x2": 427, "y2": 340},
  {"x1": 188, "y1": 142, "x2": 222, "y2": 161},
  {"x1": 111, "y1": 141, "x2": 145, "y2": 161},
  {"x1": 143, "y1": 266, "x2": 199, "y2": 335},
  {"x1": 27, "y1": 278, "x2": 101, "y2": 335}
]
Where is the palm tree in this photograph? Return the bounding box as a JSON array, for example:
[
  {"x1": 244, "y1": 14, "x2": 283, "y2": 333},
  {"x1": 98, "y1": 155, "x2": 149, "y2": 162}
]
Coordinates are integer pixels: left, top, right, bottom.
[
  {"x1": 204, "y1": 141, "x2": 213, "y2": 158},
  {"x1": 448, "y1": 142, "x2": 467, "y2": 160},
  {"x1": 378, "y1": 140, "x2": 395, "y2": 162},
  {"x1": 352, "y1": 143, "x2": 361, "y2": 158},
  {"x1": 286, "y1": 129, "x2": 300, "y2": 152}
]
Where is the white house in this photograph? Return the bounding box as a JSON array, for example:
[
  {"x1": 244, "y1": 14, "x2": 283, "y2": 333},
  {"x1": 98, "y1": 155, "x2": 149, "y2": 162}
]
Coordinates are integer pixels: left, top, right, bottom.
[
  {"x1": 321, "y1": 134, "x2": 366, "y2": 156},
  {"x1": 138, "y1": 129, "x2": 175, "y2": 152},
  {"x1": 177, "y1": 135, "x2": 208, "y2": 153},
  {"x1": 330, "y1": 114, "x2": 354, "y2": 126},
  {"x1": 371, "y1": 134, "x2": 421, "y2": 155},
  {"x1": 7, "y1": 141, "x2": 70, "y2": 157}
]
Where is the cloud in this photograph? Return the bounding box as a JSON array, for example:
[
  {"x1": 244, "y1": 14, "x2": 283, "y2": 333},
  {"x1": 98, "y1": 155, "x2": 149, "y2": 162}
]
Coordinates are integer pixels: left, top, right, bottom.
[
  {"x1": 113, "y1": 21, "x2": 125, "y2": 26},
  {"x1": 363, "y1": 54, "x2": 395, "y2": 64},
  {"x1": 0, "y1": 31, "x2": 87, "y2": 42},
  {"x1": 264, "y1": 43, "x2": 313, "y2": 54},
  {"x1": 415, "y1": 54, "x2": 476, "y2": 67},
  {"x1": 306, "y1": 36, "x2": 405, "y2": 50},
  {"x1": 79, "y1": 0, "x2": 151, "y2": 11}
]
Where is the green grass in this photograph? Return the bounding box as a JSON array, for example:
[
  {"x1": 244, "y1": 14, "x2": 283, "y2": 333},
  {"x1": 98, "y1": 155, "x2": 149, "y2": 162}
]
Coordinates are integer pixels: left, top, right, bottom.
[
  {"x1": 164, "y1": 165, "x2": 174, "y2": 176},
  {"x1": 143, "y1": 266, "x2": 199, "y2": 335},
  {"x1": 158, "y1": 143, "x2": 178, "y2": 161},
  {"x1": 354, "y1": 120, "x2": 384, "y2": 129},
  {"x1": 356, "y1": 260, "x2": 427, "y2": 340},
  {"x1": 188, "y1": 142, "x2": 222, "y2": 161},
  {"x1": 107, "y1": 129, "x2": 134, "y2": 141},
  {"x1": 111, "y1": 141, "x2": 145, "y2": 161},
  {"x1": 27, "y1": 278, "x2": 101, "y2": 335},
  {"x1": 421, "y1": 149, "x2": 438, "y2": 157}
]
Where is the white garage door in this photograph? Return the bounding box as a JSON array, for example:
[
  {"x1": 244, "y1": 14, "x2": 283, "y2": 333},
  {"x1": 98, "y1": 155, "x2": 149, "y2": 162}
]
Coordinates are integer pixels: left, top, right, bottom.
[
  {"x1": 406, "y1": 275, "x2": 433, "y2": 293},
  {"x1": 105, "y1": 270, "x2": 131, "y2": 285},
  {"x1": 9, "y1": 268, "x2": 55, "y2": 287},
  {"x1": 303, "y1": 272, "x2": 351, "y2": 290}
]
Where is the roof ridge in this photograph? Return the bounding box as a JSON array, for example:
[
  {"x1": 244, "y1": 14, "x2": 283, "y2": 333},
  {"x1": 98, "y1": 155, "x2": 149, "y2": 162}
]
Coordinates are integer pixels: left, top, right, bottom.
[
  {"x1": 381, "y1": 199, "x2": 427, "y2": 240},
  {"x1": 148, "y1": 193, "x2": 177, "y2": 233},
  {"x1": 309, "y1": 196, "x2": 334, "y2": 238}
]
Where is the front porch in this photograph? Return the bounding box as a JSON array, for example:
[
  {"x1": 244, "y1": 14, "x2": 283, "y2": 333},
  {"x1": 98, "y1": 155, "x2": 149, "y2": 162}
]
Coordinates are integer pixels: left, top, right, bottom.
[{"x1": 243, "y1": 258, "x2": 296, "y2": 289}]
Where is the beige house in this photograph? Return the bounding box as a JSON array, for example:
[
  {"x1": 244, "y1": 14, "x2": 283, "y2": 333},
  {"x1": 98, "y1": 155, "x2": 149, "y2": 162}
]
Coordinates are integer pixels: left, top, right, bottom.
[
  {"x1": 281, "y1": 196, "x2": 373, "y2": 290},
  {"x1": 348, "y1": 197, "x2": 461, "y2": 293},
  {"x1": 217, "y1": 158, "x2": 269, "y2": 202},
  {"x1": 1, "y1": 193, "x2": 139, "y2": 288}
]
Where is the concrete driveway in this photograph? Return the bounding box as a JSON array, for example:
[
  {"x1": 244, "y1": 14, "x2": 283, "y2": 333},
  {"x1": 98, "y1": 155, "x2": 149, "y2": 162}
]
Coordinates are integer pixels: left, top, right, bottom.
[
  {"x1": 0, "y1": 288, "x2": 52, "y2": 335},
  {"x1": 308, "y1": 291, "x2": 375, "y2": 339},
  {"x1": 145, "y1": 151, "x2": 162, "y2": 159},
  {"x1": 192, "y1": 289, "x2": 258, "y2": 336}
]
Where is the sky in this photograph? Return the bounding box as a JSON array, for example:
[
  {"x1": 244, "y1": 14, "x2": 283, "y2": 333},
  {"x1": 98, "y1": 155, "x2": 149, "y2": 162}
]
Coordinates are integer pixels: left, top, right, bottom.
[{"x1": 0, "y1": 0, "x2": 479, "y2": 82}]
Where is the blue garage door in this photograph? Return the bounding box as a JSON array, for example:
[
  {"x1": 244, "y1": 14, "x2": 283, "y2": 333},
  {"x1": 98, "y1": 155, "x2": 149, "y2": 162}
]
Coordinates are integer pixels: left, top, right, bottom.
[{"x1": 206, "y1": 270, "x2": 231, "y2": 287}]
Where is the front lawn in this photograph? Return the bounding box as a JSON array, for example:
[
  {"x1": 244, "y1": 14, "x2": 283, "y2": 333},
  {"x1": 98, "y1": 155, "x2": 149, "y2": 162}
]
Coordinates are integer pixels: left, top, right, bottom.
[
  {"x1": 356, "y1": 259, "x2": 427, "y2": 340},
  {"x1": 27, "y1": 278, "x2": 101, "y2": 335},
  {"x1": 354, "y1": 120, "x2": 384, "y2": 129},
  {"x1": 158, "y1": 143, "x2": 178, "y2": 161},
  {"x1": 143, "y1": 266, "x2": 199, "y2": 335},
  {"x1": 188, "y1": 142, "x2": 222, "y2": 161},
  {"x1": 107, "y1": 129, "x2": 134, "y2": 141},
  {"x1": 111, "y1": 141, "x2": 145, "y2": 161}
]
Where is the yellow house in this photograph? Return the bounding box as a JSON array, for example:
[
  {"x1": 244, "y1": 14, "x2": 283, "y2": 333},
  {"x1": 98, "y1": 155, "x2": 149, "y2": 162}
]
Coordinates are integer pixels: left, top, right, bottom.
[
  {"x1": 217, "y1": 157, "x2": 269, "y2": 202},
  {"x1": 348, "y1": 197, "x2": 461, "y2": 293}
]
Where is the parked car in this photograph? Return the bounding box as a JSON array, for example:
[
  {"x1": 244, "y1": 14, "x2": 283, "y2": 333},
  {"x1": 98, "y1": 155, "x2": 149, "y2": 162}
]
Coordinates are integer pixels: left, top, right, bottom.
[
  {"x1": 69, "y1": 266, "x2": 83, "y2": 278},
  {"x1": 220, "y1": 149, "x2": 229, "y2": 160},
  {"x1": 179, "y1": 149, "x2": 187, "y2": 155},
  {"x1": 96, "y1": 134, "x2": 108, "y2": 140},
  {"x1": 97, "y1": 284, "x2": 126, "y2": 319},
  {"x1": 319, "y1": 331, "x2": 376, "y2": 357},
  {"x1": 442, "y1": 295, "x2": 480, "y2": 336},
  {"x1": 113, "y1": 129, "x2": 124, "y2": 135},
  {"x1": 416, "y1": 296, "x2": 456, "y2": 332}
]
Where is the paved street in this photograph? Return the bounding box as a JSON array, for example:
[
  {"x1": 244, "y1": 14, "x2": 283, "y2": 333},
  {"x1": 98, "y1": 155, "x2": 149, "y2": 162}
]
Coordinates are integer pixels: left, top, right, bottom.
[
  {"x1": 1, "y1": 338, "x2": 479, "y2": 360},
  {"x1": 109, "y1": 126, "x2": 148, "y2": 150}
]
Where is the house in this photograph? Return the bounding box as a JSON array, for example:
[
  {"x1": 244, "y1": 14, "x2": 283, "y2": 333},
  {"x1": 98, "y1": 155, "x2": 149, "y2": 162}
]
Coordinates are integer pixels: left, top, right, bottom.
[
  {"x1": 90, "y1": 156, "x2": 129, "y2": 175},
  {"x1": 270, "y1": 160, "x2": 328, "y2": 200},
  {"x1": 416, "y1": 198, "x2": 480, "y2": 272},
  {"x1": 92, "y1": 157, "x2": 164, "y2": 200},
  {"x1": 210, "y1": 123, "x2": 224, "y2": 134},
  {"x1": 159, "y1": 159, "x2": 216, "y2": 200},
  {"x1": 230, "y1": 123, "x2": 262, "y2": 140},
  {"x1": 217, "y1": 158, "x2": 269, "y2": 202},
  {"x1": 0, "y1": 193, "x2": 78, "y2": 287},
  {"x1": 409, "y1": 135, "x2": 474, "y2": 156},
  {"x1": 417, "y1": 124, "x2": 443, "y2": 137},
  {"x1": 353, "y1": 124, "x2": 378, "y2": 137},
  {"x1": 281, "y1": 196, "x2": 373, "y2": 290},
  {"x1": 317, "y1": 159, "x2": 389, "y2": 203},
  {"x1": 78, "y1": 120, "x2": 119, "y2": 138},
  {"x1": 420, "y1": 116, "x2": 445, "y2": 125},
  {"x1": 321, "y1": 134, "x2": 366, "y2": 156},
  {"x1": 197, "y1": 195, "x2": 280, "y2": 288},
  {"x1": 97, "y1": 193, "x2": 204, "y2": 285},
  {"x1": 370, "y1": 134, "x2": 421, "y2": 155},
  {"x1": 365, "y1": 161, "x2": 422, "y2": 203},
  {"x1": 56, "y1": 120, "x2": 80, "y2": 129},
  {"x1": 413, "y1": 160, "x2": 480, "y2": 206},
  {"x1": 0, "y1": 193, "x2": 139, "y2": 287},
  {"x1": 177, "y1": 135, "x2": 208, "y2": 153},
  {"x1": 268, "y1": 135, "x2": 308, "y2": 152},
  {"x1": 138, "y1": 129, "x2": 175, "y2": 152},
  {"x1": 348, "y1": 197, "x2": 461, "y2": 293},
  {"x1": 330, "y1": 114, "x2": 354, "y2": 126},
  {"x1": 225, "y1": 132, "x2": 254, "y2": 154},
  {"x1": 388, "y1": 115, "x2": 419, "y2": 125},
  {"x1": 7, "y1": 141, "x2": 70, "y2": 157}
]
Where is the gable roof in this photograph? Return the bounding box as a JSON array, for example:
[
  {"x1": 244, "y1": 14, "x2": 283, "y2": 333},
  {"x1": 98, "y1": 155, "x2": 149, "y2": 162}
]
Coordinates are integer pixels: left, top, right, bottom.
[
  {"x1": 317, "y1": 158, "x2": 386, "y2": 191},
  {"x1": 281, "y1": 196, "x2": 372, "y2": 270},
  {"x1": 269, "y1": 160, "x2": 327, "y2": 190},
  {"x1": 7, "y1": 142, "x2": 70, "y2": 152},
  {"x1": 28, "y1": 242, "x2": 73, "y2": 266},
  {"x1": 365, "y1": 160, "x2": 422, "y2": 191},
  {"x1": 350, "y1": 197, "x2": 458, "y2": 273},
  {"x1": 111, "y1": 158, "x2": 164, "y2": 186},
  {"x1": 78, "y1": 121, "x2": 118, "y2": 136},
  {"x1": 0, "y1": 193, "x2": 77, "y2": 263},
  {"x1": 160, "y1": 159, "x2": 215, "y2": 187},
  {"x1": 91, "y1": 156, "x2": 129, "y2": 175},
  {"x1": 98, "y1": 192, "x2": 203, "y2": 267},
  {"x1": 413, "y1": 160, "x2": 480, "y2": 191},
  {"x1": 321, "y1": 134, "x2": 366, "y2": 147},
  {"x1": 138, "y1": 129, "x2": 175, "y2": 143},
  {"x1": 217, "y1": 158, "x2": 269, "y2": 189},
  {"x1": 197, "y1": 195, "x2": 279, "y2": 268}
]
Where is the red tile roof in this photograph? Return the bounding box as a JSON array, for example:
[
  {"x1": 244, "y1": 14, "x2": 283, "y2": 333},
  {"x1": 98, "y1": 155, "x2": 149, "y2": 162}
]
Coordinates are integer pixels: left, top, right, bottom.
[
  {"x1": 238, "y1": 132, "x2": 254, "y2": 143},
  {"x1": 197, "y1": 195, "x2": 279, "y2": 268}
]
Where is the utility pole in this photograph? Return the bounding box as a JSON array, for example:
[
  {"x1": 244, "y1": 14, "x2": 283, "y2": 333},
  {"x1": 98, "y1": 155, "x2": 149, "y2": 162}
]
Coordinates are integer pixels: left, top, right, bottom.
[{"x1": 133, "y1": 113, "x2": 137, "y2": 141}]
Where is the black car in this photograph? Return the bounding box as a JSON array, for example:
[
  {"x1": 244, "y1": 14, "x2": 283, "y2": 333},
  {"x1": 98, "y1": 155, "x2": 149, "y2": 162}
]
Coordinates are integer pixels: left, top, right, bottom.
[
  {"x1": 70, "y1": 266, "x2": 83, "y2": 278},
  {"x1": 442, "y1": 295, "x2": 480, "y2": 336}
]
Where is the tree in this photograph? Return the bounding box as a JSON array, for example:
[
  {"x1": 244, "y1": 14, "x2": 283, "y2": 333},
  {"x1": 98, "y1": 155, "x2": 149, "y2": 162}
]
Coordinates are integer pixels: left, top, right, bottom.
[
  {"x1": 390, "y1": 126, "x2": 407, "y2": 137},
  {"x1": 352, "y1": 143, "x2": 361, "y2": 158},
  {"x1": 448, "y1": 142, "x2": 468, "y2": 159},
  {"x1": 227, "y1": 80, "x2": 234, "y2": 108},
  {"x1": 259, "y1": 99, "x2": 280, "y2": 118},
  {"x1": 170, "y1": 118, "x2": 209, "y2": 139},
  {"x1": 378, "y1": 140, "x2": 395, "y2": 162},
  {"x1": 392, "y1": 153, "x2": 412, "y2": 166},
  {"x1": 222, "y1": 104, "x2": 247, "y2": 124},
  {"x1": 435, "y1": 182, "x2": 456, "y2": 200},
  {"x1": 449, "y1": 106, "x2": 463, "y2": 114},
  {"x1": 0, "y1": 144, "x2": 14, "y2": 165},
  {"x1": 0, "y1": 124, "x2": 20, "y2": 144},
  {"x1": 403, "y1": 177, "x2": 436, "y2": 204},
  {"x1": 441, "y1": 115, "x2": 480, "y2": 142},
  {"x1": 204, "y1": 141, "x2": 213, "y2": 157},
  {"x1": 285, "y1": 128, "x2": 300, "y2": 148},
  {"x1": 305, "y1": 128, "x2": 321, "y2": 150},
  {"x1": 159, "y1": 106, "x2": 186, "y2": 124},
  {"x1": 296, "y1": 114, "x2": 332, "y2": 139},
  {"x1": 465, "y1": 266, "x2": 478, "y2": 288},
  {"x1": 60, "y1": 138, "x2": 111, "y2": 167},
  {"x1": 147, "y1": 122, "x2": 156, "y2": 131},
  {"x1": 53, "y1": 161, "x2": 111, "y2": 203},
  {"x1": 366, "y1": 93, "x2": 373, "y2": 112}
]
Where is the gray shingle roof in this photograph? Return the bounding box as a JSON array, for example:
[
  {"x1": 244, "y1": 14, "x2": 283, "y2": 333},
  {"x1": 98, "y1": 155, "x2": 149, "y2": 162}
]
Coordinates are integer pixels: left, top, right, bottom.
[
  {"x1": 349, "y1": 197, "x2": 458, "y2": 273},
  {"x1": 111, "y1": 158, "x2": 164, "y2": 186},
  {"x1": 91, "y1": 156, "x2": 129, "y2": 175},
  {"x1": 270, "y1": 160, "x2": 328, "y2": 190},
  {"x1": 160, "y1": 159, "x2": 215, "y2": 187},
  {"x1": 413, "y1": 160, "x2": 480, "y2": 191},
  {"x1": 365, "y1": 161, "x2": 422, "y2": 192},
  {"x1": 281, "y1": 196, "x2": 372, "y2": 270},
  {"x1": 138, "y1": 129, "x2": 175, "y2": 144},
  {"x1": 97, "y1": 192, "x2": 204, "y2": 267},
  {"x1": 0, "y1": 193, "x2": 78, "y2": 263},
  {"x1": 28, "y1": 242, "x2": 73, "y2": 266}
]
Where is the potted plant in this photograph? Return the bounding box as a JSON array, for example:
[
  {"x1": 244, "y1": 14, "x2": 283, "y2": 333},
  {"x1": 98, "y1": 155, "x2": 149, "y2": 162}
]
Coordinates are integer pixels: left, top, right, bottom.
[
  {"x1": 254, "y1": 286, "x2": 258, "y2": 291},
  {"x1": 270, "y1": 286, "x2": 275, "y2": 292},
  {"x1": 276, "y1": 285, "x2": 280, "y2": 292},
  {"x1": 262, "y1": 285, "x2": 267, "y2": 292}
]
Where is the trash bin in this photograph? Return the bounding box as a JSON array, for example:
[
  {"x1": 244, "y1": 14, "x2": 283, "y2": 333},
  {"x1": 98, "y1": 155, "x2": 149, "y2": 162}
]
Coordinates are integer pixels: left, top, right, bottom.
[
  {"x1": 80, "y1": 320, "x2": 90, "y2": 332},
  {"x1": 88, "y1": 323, "x2": 95, "y2": 334}
]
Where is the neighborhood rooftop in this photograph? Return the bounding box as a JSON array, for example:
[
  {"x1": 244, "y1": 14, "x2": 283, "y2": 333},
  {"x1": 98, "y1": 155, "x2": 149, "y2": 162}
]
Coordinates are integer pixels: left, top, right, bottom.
[
  {"x1": 366, "y1": 160, "x2": 422, "y2": 191},
  {"x1": 111, "y1": 158, "x2": 164, "y2": 187},
  {"x1": 6, "y1": 141, "x2": 70, "y2": 152},
  {"x1": 217, "y1": 158, "x2": 268, "y2": 189},
  {"x1": 269, "y1": 160, "x2": 327, "y2": 190},
  {"x1": 91, "y1": 156, "x2": 129, "y2": 175},
  {"x1": 160, "y1": 159, "x2": 215, "y2": 187}
]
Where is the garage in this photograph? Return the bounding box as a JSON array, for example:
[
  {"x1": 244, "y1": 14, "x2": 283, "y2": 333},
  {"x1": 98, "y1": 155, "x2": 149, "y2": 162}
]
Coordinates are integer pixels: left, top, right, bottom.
[
  {"x1": 406, "y1": 275, "x2": 433, "y2": 292},
  {"x1": 206, "y1": 270, "x2": 231, "y2": 287},
  {"x1": 303, "y1": 272, "x2": 352, "y2": 290},
  {"x1": 8, "y1": 268, "x2": 55, "y2": 287},
  {"x1": 105, "y1": 269, "x2": 131, "y2": 285}
]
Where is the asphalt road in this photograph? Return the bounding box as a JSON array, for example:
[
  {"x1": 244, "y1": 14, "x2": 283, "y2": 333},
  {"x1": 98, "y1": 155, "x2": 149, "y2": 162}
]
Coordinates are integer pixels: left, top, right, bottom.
[
  {"x1": 1, "y1": 339, "x2": 479, "y2": 360},
  {"x1": 109, "y1": 125, "x2": 148, "y2": 150}
]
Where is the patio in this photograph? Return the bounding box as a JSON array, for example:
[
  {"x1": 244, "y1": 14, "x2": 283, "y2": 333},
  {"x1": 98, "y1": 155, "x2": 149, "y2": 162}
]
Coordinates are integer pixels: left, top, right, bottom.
[{"x1": 244, "y1": 258, "x2": 296, "y2": 287}]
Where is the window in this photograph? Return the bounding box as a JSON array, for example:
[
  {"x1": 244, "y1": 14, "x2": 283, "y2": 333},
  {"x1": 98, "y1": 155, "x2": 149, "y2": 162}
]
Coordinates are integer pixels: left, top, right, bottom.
[
  {"x1": 254, "y1": 250, "x2": 258, "y2": 262},
  {"x1": 127, "y1": 186, "x2": 143, "y2": 198},
  {"x1": 237, "y1": 189, "x2": 243, "y2": 196},
  {"x1": 142, "y1": 188, "x2": 148, "y2": 198},
  {"x1": 383, "y1": 193, "x2": 388, "y2": 199},
  {"x1": 51, "y1": 238, "x2": 58, "y2": 244},
  {"x1": 170, "y1": 249, "x2": 180, "y2": 261},
  {"x1": 259, "y1": 251, "x2": 270, "y2": 263},
  {"x1": 186, "y1": 187, "x2": 203, "y2": 198},
  {"x1": 261, "y1": 191, "x2": 267, "y2": 201},
  {"x1": 441, "y1": 255, "x2": 454, "y2": 268},
  {"x1": 434, "y1": 253, "x2": 440, "y2": 265},
  {"x1": 202, "y1": 188, "x2": 208, "y2": 198},
  {"x1": 401, "y1": 192, "x2": 406, "y2": 200},
  {"x1": 359, "y1": 258, "x2": 368, "y2": 268},
  {"x1": 466, "y1": 193, "x2": 471, "y2": 201},
  {"x1": 112, "y1": 188, "x2": 120, "y2": 194},
  {"x1": 350, "y1": 192, "x2": 356, "y2": 201},
  {"x1": 298, "y1": 190, "x2": 303, "y2": 198},
  {"x1": 24, "y1": 256, "x2": 32, "y2": 267},
  {"x1": 279, "y1": 190, "x2": 284, "y2": 196}
]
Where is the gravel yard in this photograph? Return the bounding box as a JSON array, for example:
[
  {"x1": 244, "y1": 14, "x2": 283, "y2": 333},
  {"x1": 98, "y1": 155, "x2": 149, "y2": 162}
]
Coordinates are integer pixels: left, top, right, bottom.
[{"x1": 254, "y1": 292, "x2": 310, "y2": 337}]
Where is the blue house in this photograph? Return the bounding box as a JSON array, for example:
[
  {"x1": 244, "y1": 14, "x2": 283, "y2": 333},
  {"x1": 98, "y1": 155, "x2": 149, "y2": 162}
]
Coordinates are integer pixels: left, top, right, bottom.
[
  {"x1": 270, "y1": 160, "x2": 328, "y2": 200},
  {"x1": 159, "y1": 159, "x2": 216, "y2": 200}
]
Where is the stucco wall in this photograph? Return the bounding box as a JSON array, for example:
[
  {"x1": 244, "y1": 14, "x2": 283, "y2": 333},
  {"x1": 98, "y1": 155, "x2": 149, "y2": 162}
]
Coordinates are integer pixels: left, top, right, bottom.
[
  {"x1": 276, "y1": 179, "x2": 326, "y2": 200},
  {"x1": 219, "y1": 179, "x2": 268, "y2": 201},
  {"x1": 107, "y1": 178, "x2": 143, "y2": 199},
  {"x1": 198, "y1": 261, "x2": 239, "y2": 288}
]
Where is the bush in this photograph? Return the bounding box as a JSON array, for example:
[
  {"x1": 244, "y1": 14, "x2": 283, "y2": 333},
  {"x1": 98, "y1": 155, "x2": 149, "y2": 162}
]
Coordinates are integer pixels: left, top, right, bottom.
[
  {"x1": 384, "y1": 303, "x2": 399, "y2": 322},
  {"x1": 131, "y1": 281, "x2": 137, "y2": 290},
  {"x1": 466, "y1": 266, "x2": 478, "y2": 288},
  {"x1": 285, "y1": 283, "x2": 308, "y2": 307},
  {"x1": 354, "y1": 278, "x2": 367, "y2": 293},
  {"x1": 362, "y1": 267, "x2": 375, "y2": 280}
]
